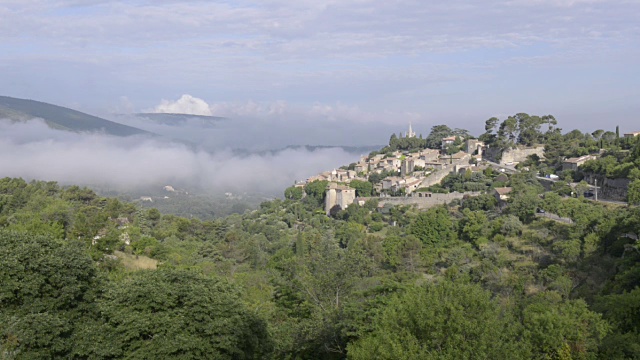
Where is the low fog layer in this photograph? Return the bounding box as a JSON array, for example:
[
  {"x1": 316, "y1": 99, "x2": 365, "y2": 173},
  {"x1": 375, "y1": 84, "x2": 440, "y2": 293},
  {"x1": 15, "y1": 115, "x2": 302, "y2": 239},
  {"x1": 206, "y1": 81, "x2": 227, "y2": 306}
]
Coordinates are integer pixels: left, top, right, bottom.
[{"x1": 0, "y1": 119, "x2": 362, "y2": 196}]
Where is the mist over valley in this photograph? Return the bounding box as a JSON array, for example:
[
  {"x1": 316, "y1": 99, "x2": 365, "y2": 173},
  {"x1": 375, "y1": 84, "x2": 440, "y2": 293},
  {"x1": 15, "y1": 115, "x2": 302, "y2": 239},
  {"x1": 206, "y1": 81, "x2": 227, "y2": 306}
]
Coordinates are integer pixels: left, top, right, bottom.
[{"x1": 0, "y1": 96, "x2": 387, "y2": 217}]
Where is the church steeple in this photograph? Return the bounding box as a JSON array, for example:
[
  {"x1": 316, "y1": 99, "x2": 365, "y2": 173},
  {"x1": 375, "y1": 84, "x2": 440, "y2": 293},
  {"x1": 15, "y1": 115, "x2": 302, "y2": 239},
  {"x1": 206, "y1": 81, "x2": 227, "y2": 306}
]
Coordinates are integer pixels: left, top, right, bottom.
[{"x1": 406, "y1": 122, "x2": 416, "y2": 138}]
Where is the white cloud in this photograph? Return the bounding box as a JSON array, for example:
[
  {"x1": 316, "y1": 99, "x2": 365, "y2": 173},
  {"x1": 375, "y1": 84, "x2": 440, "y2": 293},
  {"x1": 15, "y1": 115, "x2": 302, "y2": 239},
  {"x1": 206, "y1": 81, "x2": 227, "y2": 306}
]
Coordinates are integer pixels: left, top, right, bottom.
[
  {"x1": 153, "y1": 94, "x2": 212, "y2": 116},
  {"x1": 0, "y1": 119, "x2": 361, "y2": 195}
]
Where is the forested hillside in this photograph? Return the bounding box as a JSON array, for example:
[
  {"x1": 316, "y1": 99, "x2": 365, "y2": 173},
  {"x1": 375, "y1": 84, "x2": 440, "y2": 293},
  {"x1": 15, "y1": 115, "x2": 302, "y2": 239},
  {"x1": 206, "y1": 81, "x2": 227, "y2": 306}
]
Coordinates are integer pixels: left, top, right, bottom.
[
  {"x1": 0, "y1": 96, "x2": 149, "y2": 136},
  {"x1": 1, "y1": 170, "x2": 639, "y2": 358}
]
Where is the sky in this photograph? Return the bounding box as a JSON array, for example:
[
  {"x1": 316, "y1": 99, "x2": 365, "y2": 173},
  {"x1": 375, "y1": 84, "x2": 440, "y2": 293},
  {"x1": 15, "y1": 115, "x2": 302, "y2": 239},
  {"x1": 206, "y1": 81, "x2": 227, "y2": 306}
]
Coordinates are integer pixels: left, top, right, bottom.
[
  {"x1": 1, "y1": 0, "x2": 639, "y2": 198},
  {"x1": 1, "y1": 0, "x2": 639, "y2": 137}
]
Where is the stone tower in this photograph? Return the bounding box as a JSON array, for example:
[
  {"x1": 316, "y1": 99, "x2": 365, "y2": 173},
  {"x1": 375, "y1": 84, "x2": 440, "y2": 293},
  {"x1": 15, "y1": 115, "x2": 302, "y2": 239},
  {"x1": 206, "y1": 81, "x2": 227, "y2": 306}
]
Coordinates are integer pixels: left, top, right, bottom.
[
  {"x1": 325, "y1": 183, "x2": 356, "y2": 215},
  {"x1": 406, "y1": 123, "x2": 416, "y2": 138}
]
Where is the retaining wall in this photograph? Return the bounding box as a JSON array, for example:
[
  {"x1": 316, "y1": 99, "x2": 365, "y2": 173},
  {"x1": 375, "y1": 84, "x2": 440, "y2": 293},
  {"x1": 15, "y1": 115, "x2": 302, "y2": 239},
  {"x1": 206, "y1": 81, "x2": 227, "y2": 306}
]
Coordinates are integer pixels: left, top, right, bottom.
[{"x1": 378, "y1": 191, "x2": 482, "y2": 209}]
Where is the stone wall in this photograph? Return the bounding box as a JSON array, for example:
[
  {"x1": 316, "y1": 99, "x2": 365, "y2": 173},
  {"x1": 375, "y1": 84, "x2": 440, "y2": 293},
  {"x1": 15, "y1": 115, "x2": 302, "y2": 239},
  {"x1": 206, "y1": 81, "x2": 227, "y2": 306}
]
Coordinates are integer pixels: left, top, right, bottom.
[
  {"x1": 582, "y1": 173, "x2": 630, "y2": 201},
  {"x1": 419, "y1": 168, "x2": 452, "y2": 188},
  {"x1": 378, "y1": 191, "x2": 482, "y2": 210},
  {"x1": 537, "y1": 177, "x2": 555, "y2": 191}
]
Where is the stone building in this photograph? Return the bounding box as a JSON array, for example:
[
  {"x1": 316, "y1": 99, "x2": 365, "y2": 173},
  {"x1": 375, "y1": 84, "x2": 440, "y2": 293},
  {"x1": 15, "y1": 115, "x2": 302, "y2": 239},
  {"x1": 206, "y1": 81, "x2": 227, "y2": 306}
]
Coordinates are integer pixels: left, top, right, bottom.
[
  {"x1": 424, "y1": 161, "x2": 446, "y2": 170},
  {"x1": 465, "y1": 139, "x2": 484, "y2": 156},
  {"x1": 441, "y1": 136, "x2": 456, "y2": 150},
  {"x1": 493, "y1": 187, "x2": 512, "y2": 205},
  {"x1": 401, "y1": 157, "x2": 426, "y2": 176},
  {"x1": 355, "y1": 163, "x2": 368, "y2": 173},
  {"x1": 404, "y1": 178, "x2": 422, "y2": 194},
  {"x1": 562, "y1": 155, "x2": 596, "y2": 171},
  {"x1": 382, "y1": 176, "x2": 403, "y2": 191},
  {"x1": 325, "y1": 183, "x2": 356, "y2": 215},
  {"x1": 419, "y1": 149, "x2": 441, "y2": 162},
  {"x1": 439, "y1": 151, "x2": 471, "y2": 165}
]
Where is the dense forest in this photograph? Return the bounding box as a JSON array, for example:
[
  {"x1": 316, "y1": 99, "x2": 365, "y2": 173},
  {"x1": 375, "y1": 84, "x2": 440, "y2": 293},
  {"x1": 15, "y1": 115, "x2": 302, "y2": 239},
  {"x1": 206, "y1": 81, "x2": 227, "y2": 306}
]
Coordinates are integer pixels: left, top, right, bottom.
[{"x1": 2, "y1": 119, "x2": 640, "y2": 359}]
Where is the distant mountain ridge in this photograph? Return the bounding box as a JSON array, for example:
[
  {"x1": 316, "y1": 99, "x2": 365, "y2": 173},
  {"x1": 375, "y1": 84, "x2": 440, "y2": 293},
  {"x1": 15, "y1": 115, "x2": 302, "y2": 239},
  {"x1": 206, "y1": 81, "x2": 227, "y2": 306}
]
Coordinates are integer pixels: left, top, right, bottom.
[
  {"x1": 134, "y1": 113, "x2": 225, "y2": 127},
  {"x1": 0, "y1": 96, "x2": 150, "y2": 136}
]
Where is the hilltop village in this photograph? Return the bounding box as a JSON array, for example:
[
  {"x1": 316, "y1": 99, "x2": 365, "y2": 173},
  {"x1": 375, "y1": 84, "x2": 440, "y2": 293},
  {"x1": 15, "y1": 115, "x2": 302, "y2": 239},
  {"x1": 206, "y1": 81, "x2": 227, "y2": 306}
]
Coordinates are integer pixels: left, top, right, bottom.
[
  {"x1": 296, "y1": 124, "x2": 513, "y2": 215},
  {"x1": 294, "y1": 122, "x2": 640, "y2": 216}
]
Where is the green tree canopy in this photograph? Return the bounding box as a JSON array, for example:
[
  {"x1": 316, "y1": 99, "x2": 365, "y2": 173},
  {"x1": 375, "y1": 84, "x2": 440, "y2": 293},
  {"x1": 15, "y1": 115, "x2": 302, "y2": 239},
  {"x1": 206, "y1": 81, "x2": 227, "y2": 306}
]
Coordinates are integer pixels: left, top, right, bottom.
[
  {"x1": 628, "y1": 179, "x2": 640, "y2": 205},
  {"x1": 349, "y1": 180, "x2": 373, "y2": 197},
  {"x1": 0, "y1": 230, "x2": 99, "y2": 358},
  {"x1": 284, "y1": 186, "x2": 304, "y2": 200},
  {"x1": 347, "y1": 281, "x2": 530, "y2": 359},
  {"x1": 90, "y1": 269, "x2": 272, "y2": 359},
  {"x1": 305, "y1": 180, "x2": 328, "y2": 201},
  {"x1": 425, "y1": 125, "x2": 454, "y2": 149},
  {"x1": 409, "y1": 206, "x2": 456, "y2": 246}
]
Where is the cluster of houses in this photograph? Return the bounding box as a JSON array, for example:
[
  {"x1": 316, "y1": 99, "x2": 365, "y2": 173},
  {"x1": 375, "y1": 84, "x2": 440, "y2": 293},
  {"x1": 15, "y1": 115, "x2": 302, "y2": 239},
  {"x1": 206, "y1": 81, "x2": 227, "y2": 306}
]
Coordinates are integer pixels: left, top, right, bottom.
[
  {"x1": 308, "y1": 124, "x2": 640, "y2": 215},
  {"x1": 304, "y1": 146, "x2": 478, "y2": 201},
  {"x1": 306, "y1": 125, "x2": 489, "y2": 214},
  {"x1": 306, "y1": 168, "x2": 365, "y2": 185}
]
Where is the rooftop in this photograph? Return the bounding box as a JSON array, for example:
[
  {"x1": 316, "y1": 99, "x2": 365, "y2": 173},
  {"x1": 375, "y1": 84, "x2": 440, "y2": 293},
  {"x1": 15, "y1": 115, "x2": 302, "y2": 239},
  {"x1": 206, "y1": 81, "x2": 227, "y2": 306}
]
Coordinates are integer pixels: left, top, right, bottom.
[
  {"x1": 494, "y1": 187, "x2": 513, "y2": 195},
  {"x1": 563, "y1": 155, "x2": 595, "y2": 163}
]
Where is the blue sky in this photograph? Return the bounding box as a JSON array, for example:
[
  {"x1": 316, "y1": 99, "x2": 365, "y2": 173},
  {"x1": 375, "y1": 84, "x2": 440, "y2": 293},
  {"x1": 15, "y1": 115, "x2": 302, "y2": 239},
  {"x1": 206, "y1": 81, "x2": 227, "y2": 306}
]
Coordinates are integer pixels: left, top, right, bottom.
[{"x1": 1, "y1": 0, "x2": 639, "y2": 138}]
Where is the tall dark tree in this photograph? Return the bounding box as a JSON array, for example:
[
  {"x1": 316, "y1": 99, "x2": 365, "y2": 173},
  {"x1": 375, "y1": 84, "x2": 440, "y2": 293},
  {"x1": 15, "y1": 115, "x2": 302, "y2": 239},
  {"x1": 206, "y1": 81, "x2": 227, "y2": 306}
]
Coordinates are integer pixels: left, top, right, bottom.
[
  {"x1": 591, "y1": 129, "x2": 605, "y2": 141},
  {"x1": 480, "y1": 117, "x2": 500, "y2": 145},
  {"x1": 544, "y1": 131, "x2": 569, "y2": 169},
  {"x1": 516, "y1": 113, "x2": 545, "y2": 146},
  {"x1": 425, "y1": 125, "x2": 453, "y2": 149},
  {"x1": 498, "y1": 116, "x2": 519, "y2": 147},
  {"x1": 542, "y1": 114, "x2": 558, "y2": 133},
  {"x1": 602, "y1": 131, "x2": 617, "y2": 144},
  {"x1": 453, "y1": 128, "x2": 471, "y2": 138},
  {"x1": 388, "y1": 133, "x2": 398, "y2": 147},
  {"x1": 485, "y1": 117, "x2": 500, "y2": 134}
]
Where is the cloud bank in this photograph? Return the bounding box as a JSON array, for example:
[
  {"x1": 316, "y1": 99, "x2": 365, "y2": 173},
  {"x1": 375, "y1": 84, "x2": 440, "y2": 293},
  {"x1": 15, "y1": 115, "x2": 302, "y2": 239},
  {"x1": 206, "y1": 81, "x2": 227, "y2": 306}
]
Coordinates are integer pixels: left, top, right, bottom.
[{"x1": 0, "y1": 119, "x2": 361, "y2": 196}]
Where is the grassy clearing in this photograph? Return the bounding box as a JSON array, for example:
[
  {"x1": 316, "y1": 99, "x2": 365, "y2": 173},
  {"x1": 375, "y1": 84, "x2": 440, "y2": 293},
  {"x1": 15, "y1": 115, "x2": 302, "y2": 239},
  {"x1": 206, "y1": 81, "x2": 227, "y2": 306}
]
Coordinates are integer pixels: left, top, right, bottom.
[{"x1": 114, "y1": 250, "x2": 158, "y2": 271}]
